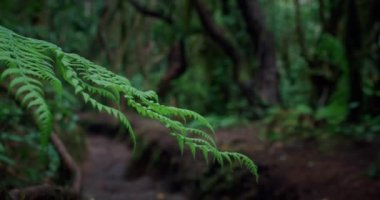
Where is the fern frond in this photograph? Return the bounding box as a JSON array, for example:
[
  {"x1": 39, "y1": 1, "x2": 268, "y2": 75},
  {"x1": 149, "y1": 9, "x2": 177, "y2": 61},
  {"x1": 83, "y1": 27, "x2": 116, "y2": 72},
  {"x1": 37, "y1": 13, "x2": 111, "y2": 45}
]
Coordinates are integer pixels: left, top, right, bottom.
[
  {"x1": 0, "y1": 25, "x2": 258, "y2": 179},
  {"x1": 0, "y1": 26, "x2": 58, "y2": 145}
]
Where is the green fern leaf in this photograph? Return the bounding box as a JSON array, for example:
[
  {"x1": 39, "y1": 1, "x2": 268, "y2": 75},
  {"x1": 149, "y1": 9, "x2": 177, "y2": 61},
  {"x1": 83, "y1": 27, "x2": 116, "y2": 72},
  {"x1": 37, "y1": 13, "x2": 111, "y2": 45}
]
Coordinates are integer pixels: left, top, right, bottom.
[{"x1": 0, "y1": 25, "x2": 258, "y2": 179}]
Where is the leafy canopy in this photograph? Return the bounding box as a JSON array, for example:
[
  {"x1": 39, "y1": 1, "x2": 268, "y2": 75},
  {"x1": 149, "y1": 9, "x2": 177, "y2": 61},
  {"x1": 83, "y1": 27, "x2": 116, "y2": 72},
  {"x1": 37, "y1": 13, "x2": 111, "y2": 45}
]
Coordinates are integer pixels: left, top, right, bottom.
[{"x1": 0, "y1": 25, "x2": 257, "y2": 179}]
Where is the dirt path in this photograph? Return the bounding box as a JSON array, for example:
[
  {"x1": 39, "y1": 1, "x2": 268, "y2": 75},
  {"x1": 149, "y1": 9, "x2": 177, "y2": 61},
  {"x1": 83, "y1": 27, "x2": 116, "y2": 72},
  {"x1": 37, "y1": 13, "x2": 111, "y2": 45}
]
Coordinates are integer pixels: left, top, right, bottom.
[
  {"x1": 81, "y1": 135, "x2": 186, "y2": 200},
  {"x1": 79, "y1": 113, "x2": 380, "y2": 200}
]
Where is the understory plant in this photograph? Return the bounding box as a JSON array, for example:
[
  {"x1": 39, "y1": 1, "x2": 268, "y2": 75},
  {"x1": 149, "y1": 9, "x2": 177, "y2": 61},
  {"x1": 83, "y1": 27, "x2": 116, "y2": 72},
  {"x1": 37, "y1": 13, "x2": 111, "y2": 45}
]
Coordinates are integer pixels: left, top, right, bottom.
[{"x1": 0, "y1": 25, "x2": 258, "y2": 179}]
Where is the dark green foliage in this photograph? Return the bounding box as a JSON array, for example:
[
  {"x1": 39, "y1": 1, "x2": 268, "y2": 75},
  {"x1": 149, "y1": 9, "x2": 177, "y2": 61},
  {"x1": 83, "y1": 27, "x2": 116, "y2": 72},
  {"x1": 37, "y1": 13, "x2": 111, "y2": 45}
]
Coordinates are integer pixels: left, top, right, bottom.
[
  {"x1": 0, "y1": 131, "x2": 60, "y2": 187},
  {"x1": 314, "y1": 34, "x2": 349, "y2": 124}
]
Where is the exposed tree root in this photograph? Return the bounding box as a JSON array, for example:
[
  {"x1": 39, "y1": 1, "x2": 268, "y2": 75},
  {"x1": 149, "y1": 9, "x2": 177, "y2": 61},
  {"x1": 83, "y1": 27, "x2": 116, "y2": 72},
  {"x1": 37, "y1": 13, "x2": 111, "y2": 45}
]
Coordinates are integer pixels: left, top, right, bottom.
[{"x1": 8, "y1": 133, "x2": 82, "y2": 200}]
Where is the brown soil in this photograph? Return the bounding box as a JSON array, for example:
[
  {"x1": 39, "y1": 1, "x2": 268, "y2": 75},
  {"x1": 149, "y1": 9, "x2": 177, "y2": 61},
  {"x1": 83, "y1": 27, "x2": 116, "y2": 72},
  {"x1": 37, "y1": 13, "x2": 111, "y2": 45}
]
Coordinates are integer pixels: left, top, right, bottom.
[
  {"x1": 81, "y1": 135, "x2": 185, "y2": 200},
  {"x1": 217, "y1": 127, "x2": 380, "y2": 200},
  {"x1": 80, "y1": 112, "x2": 380, "y2": 200}
]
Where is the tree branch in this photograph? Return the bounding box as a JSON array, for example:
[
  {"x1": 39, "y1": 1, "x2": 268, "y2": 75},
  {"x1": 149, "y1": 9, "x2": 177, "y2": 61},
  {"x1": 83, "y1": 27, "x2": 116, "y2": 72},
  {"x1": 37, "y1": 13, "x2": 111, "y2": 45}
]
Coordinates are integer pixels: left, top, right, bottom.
[
  {"x1": 51, "y1": 132, "x2": 82, "y2": 193},
  {"x1": 192, "y1": 0, "x2": 241, "y2": 81},
  {"x1": 129, "y1": 0, "x2": 173, "y2": 24},
  {"x1": 192, "y1": 0, "x2": 266, "y2": 106},
  {"x1": 158, "y1": 40, "x2": 188, "y2": 97}
]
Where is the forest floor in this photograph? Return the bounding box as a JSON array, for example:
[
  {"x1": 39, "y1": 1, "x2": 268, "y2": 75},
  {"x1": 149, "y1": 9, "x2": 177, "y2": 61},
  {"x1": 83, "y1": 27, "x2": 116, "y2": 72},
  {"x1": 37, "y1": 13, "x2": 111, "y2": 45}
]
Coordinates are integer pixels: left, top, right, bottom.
[
  {"x1": 79, "y1": 112, "x2": 380, "y2": 200},
  {"x1": 81, "y1": 135, "x2": 185, "y2": 200}
]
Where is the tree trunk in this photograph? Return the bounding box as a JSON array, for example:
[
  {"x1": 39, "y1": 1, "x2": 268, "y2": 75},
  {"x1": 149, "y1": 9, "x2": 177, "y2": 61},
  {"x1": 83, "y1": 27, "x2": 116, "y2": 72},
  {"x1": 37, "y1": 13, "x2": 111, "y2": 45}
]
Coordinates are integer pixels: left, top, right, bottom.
[
  {"x1": 237, "y1": 0, "x2": 279, "y2": 105},
  {"x1": 345, "y1": 0, "x2": 363, "y2": 121},
  {"x1": 158, "y1": 40, "x2": 188, "y2": 97},
  {"x1": 192, "y1": 0, "x2": 255, "y2": 104}
]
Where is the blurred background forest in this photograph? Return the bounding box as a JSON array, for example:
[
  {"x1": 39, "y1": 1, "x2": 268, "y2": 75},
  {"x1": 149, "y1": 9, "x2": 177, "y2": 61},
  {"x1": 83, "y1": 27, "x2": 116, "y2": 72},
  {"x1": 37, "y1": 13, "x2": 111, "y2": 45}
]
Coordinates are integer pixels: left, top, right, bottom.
[{"x1": 1, "y1": 0, "x2": 380, "y2": 199}]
